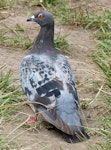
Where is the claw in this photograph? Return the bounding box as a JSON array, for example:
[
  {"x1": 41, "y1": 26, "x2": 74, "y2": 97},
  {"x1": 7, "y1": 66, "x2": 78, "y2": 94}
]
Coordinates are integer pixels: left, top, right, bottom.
[{"x1": 27, "y1": 114, "x2": 38, "y2": 124}]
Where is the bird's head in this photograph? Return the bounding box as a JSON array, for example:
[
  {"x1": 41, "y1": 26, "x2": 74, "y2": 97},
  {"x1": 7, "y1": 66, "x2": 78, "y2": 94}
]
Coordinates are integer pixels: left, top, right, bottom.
[{"x1": 27, "y1": 10, "x2": 54, "y2": 27}]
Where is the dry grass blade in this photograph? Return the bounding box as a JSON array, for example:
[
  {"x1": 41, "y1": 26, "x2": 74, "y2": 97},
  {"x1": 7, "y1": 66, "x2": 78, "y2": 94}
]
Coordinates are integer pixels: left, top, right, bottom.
[{"x1": 89, "y1": 84, "x2": 104, "y2": 105}]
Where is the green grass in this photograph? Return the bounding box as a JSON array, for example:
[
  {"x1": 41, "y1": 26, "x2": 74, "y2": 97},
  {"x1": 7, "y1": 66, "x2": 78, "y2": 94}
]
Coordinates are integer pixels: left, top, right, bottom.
[
  {"x1": 0, "y1": 0, "x2": 15, "y2": 9},
  {"x1": 84, "y1": 9, "x2": 111, "y2": 149},
  {"x1": 92, "y1": 40, "x2": 111, "y2": 88},
  {"x1": 0, "y1": 66, "x2": 23, "y2": 117},
  {"x1": 0, "y1": 24, "x2": 70, "y2": 54},
  {"x1": 83, "y1": 9, "x2": 111, "y2": 150},
  {"x1": 40, "y1": 0, "x2": 62, "y2": 6},
  {"x1": 55, "y1": 35, "x2": 71, "y2": 54},
  {"x1": 0, "y1": 66, "x2": 24, "y2": 149},
  {"x1": 0, "y1": 24, "x2": 33, "y2": 50}
]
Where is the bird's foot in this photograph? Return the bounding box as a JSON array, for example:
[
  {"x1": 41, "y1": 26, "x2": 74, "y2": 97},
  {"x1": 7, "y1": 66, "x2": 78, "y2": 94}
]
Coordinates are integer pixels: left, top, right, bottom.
[{"x1": 27, "y1": 114, "x2": 38, "y2": 124}]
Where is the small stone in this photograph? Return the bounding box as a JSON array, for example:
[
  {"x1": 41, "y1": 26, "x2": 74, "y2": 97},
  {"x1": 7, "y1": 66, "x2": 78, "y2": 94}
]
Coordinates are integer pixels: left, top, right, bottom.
[{"x1": 10, "y1": 13, "x2": 15, "y2": 16}]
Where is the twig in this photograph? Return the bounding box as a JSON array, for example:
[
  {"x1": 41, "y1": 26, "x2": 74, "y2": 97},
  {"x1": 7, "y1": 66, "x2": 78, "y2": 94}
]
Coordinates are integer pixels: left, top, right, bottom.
[
  {"x1": 6, "y1": 127, "x2": 39, "y2": 145},
  {"x1": 89, "y1": 84, "x2": 104, "y2": 105},
  {"x1": 1, "y1": 115, "x2": 31, "y2": 143},
  {"x1": 101, "y1": 89, "x2": 111, "y2": 96}
]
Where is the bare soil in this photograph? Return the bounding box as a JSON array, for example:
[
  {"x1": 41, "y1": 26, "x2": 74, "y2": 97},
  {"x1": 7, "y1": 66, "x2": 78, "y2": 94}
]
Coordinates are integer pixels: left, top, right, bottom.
[{"x1": 0, "y1": 0, "x2": 111, "y2": 149}]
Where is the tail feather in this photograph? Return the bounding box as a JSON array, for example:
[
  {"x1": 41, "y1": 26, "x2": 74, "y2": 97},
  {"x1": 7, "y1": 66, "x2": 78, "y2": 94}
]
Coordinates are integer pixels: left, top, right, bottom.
[
  {"x1": 63, "y1": 129, "x2": 90, "y2": 143},
  {"x1": 38, "y1": 107, "x2": 90, "y2": 143},
  {"x1": 38, "y1": 107, "x2": 74, "y2": 135}
]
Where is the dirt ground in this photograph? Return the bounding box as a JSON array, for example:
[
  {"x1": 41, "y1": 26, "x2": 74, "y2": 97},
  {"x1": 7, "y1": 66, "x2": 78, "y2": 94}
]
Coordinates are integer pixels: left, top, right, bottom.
[{"x1": 0, "y1": 0, "x2": 111, "y2": 149}]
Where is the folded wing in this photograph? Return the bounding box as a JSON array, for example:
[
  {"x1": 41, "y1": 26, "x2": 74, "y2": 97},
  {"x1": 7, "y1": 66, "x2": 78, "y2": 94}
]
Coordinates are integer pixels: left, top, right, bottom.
[{"x1": 20, "y1": 54, "x2": 81, "y2": 135}]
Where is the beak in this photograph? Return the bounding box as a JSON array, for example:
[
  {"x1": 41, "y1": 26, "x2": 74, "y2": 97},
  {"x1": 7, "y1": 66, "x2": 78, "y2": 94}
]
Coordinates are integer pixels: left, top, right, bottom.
[{"x1": 27, "y1": 15, "x2": 35, "y2": 22}]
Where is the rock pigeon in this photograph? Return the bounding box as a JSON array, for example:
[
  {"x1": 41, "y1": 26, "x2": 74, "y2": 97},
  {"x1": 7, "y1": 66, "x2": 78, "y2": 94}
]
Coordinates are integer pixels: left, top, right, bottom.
[{"x1": 20, "y1": 10, "x2": 89, "y2": 143}]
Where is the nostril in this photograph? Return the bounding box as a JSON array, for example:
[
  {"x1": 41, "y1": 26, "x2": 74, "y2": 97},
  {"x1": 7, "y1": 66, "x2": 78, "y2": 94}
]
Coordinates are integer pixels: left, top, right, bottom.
[{"x1": 27, "y1": 16, "x2": 35, "y2": 22}]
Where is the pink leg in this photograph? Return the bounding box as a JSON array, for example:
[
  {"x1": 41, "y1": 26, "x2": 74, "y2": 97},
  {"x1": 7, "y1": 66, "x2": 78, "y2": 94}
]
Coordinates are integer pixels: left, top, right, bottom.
[{"x1": 27, "y1": 114, "x2": 38, "y2": 124}]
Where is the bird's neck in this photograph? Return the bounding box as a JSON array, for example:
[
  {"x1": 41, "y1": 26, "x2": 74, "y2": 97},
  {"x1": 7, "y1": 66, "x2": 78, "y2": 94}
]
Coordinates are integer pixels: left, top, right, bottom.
[
  {"x1": 31, "y1": 25, "x2": 56, "y2": 53},
  {"x1": 37, "y1": 25, "x2": 54, "y2": 46}
]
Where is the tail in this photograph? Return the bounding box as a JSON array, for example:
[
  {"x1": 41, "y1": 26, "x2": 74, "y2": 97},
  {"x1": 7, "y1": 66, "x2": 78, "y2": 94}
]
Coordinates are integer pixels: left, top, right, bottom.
[
  {"x1": 63, "y1": 128, "x2": 90, "y2": 143},
  {"x1": 58, "y1": 106, "x2": 90, "y2": 143},
  {"x1": 38, "y1": 107, "x2": 89, "y2": 143}
]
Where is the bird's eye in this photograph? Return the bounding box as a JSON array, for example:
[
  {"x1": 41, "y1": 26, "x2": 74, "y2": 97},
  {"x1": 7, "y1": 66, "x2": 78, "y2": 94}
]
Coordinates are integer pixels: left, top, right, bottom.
[{"x1": 38, "y1": 13, "x2": 45, "y2": 19}]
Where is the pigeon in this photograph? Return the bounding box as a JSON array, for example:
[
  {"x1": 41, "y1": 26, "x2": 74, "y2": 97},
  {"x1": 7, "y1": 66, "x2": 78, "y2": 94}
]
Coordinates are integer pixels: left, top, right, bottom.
[{"x1": 20, "y1": 10, "x2": 89, "y2": 143}]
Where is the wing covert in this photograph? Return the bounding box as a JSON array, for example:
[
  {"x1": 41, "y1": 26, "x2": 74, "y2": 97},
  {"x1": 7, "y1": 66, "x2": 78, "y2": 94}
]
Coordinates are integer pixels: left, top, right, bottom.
[{"x1": 20, "y1": 54, "x2": 63, "y2": 107}]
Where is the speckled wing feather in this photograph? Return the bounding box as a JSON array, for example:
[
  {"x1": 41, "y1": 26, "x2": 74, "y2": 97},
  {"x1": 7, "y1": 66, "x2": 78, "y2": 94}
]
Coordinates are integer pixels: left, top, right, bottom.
[
  {"x1": 56, "y1": 54, "x2": 79, "y2": 102},
  {"x1": 20, "y1": 54, "x2": 62, "y2": 102},
  {"x1": 20, "y1": 53, "x2": 81, "y2": 135}
]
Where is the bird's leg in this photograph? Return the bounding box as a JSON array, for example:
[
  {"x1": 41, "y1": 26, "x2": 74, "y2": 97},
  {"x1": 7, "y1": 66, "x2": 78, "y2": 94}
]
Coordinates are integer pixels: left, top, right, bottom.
[
  {"x1": 27, "y1": 114, "x2": 38, "y2": 124},
  {"x1": 26, "y1": 102, "x2": 38, "y2": 124}
]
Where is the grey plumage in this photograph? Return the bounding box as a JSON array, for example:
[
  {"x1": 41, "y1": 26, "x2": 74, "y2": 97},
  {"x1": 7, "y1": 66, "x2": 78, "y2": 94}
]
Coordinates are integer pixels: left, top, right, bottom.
[{"x1": 20, "y1": 10, "x2": 89, "y2": 143}]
